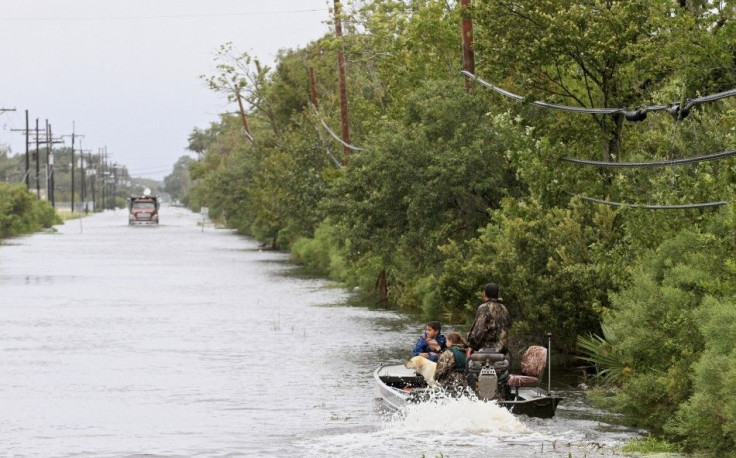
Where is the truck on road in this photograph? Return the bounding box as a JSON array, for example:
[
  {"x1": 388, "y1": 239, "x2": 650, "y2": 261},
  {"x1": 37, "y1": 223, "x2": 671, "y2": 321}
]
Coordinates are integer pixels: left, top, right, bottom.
[{"x1": 127, "y1": 194, "x2": 160, "y2": 225}]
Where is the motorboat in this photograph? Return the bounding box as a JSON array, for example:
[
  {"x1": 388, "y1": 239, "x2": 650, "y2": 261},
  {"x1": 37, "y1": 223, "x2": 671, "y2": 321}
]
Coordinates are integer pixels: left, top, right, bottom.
[{"x1": 374, "y1": 336, "x2": 562, "y2": 419}]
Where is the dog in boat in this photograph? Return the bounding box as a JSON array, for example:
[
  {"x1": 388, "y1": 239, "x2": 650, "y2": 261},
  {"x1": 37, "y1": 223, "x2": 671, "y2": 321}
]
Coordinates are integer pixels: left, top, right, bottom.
[{"x1": 405, "y1": 355, "x2": 437, "y2": 388}]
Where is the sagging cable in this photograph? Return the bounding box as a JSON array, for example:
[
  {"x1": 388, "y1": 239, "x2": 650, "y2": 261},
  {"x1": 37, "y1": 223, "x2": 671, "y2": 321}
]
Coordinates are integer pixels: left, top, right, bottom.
[
  {"x1": 461, "y1": 70, "x2": 736, "y2": 121},
  {"x1": 567, "y1": 192, "x2": 728, "y2": 209},
  {"x1": 562, "y1": 149, "x2": 736, "y2": 168},
  {"x1": 309, "y1": 102, "x2": 364, "y2": 152},
  {"x1": 319, "y1": 118, "x2": 364, "y2": 151},
  {"x1": 324, "y1": 147, "x2": 343, "y2": 169},
  {"x1": 306, "y1": 104, "x2": 344, "y2": 168},
  {"x1": 242, "y1": 129, "x2": 254, "y2": 145}
]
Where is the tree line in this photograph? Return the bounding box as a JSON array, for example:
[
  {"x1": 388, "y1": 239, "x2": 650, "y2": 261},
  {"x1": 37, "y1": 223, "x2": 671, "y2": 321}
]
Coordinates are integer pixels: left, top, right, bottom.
[{"x1": 166, "y1": 1, "x2": 736, "y2": 453}]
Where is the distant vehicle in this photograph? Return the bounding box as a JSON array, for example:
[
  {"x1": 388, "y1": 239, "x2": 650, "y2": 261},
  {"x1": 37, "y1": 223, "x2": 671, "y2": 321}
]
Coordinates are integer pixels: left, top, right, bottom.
[{"x1": 127, "y1": 194, "x2": 159, "y2": 225}]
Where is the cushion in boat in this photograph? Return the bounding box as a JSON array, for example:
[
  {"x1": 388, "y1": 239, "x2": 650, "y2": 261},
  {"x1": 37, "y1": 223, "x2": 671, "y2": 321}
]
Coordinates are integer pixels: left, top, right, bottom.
[
  {"x1": 520, "y1": 345, "x2": 547, "y2": 378},
  {"x1": 506, "y1": 345, "x2": 548, "y2": 388},
  {"x1": 507, "y1": 374, "x2": 540, "y2": 388}
]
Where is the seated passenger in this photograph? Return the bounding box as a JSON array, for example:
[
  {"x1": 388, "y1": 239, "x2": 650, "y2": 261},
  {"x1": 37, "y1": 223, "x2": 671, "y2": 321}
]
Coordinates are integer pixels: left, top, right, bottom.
[
  {"x1": 434, "y1": 331, "x2": 469, "y2": 392},
  {"x1": 412, "y1": 321, "x2": 446, "y2": 362}
]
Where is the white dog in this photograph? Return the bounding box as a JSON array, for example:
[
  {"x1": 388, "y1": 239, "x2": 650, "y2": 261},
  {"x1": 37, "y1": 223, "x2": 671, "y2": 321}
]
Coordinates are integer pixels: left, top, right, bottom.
[{"x1": 405, "y1": 355, "x2": 437, "y2": 388}]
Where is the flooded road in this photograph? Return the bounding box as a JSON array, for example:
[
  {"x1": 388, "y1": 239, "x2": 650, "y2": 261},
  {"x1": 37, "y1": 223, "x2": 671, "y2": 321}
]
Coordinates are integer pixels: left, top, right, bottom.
[{"x1": 1, "y1": 206, "x2": 644, "y2": 457}]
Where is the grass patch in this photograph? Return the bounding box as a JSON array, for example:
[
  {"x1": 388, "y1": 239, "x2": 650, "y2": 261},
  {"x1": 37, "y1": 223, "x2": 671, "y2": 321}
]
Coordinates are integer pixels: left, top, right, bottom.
[
  {"x1": 622, "y1": 435, "x2": 684, "y2": 455},
  {"x1": 57, "y1": 211, "x2": 91, "y2": 221}
]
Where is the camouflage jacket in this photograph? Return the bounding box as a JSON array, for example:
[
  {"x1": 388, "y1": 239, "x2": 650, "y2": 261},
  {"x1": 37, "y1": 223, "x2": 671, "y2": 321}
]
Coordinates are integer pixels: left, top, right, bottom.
[
  {"x1": 467, "y1": 299, "x2": 510, "y2": 353},
  {"x1": 435, "y1": 345, "x2": 469, "y2": 389}
]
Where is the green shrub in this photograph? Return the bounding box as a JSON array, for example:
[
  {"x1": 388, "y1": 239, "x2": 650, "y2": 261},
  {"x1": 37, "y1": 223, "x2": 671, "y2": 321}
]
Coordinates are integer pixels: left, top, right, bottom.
[
  {"x1": 291, "y1": 220, "x2": 347, "y2": 278},
  {"x1": 621, "y1": 435, "x2": 683, "y2": 454},
  {"x1": 665, "y1": 296, "x2": 736, "y2": 456},
  {"x1": 0, "y1": 183, "x2": 60, "y2": 239},
  {"x1": 585, "y1": 206, "x2": 736, "y2": 454}
]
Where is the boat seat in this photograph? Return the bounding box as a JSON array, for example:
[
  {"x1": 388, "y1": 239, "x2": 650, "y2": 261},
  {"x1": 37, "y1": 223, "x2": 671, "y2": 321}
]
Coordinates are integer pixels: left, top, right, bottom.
[{"x1": 507, "y1": 345, "x2": 547, "y2": 388}]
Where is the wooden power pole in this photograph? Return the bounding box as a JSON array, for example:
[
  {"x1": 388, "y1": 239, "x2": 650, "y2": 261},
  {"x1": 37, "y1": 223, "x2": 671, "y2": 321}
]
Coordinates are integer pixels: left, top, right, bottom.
[
  {"x1": 70, "y1": 131, "x2": 76, "y2": 211},
  {"x1": 34, "y1": 118, "x2": 41, "y2": 198},
  {"x1": 9, "y1": 110, "x2": 31, "y2": 189},
  {"x1": 25, "y1": 111, "x2": 30, "y2": 190},
  {"x1": 235, "y1": 91, "x2": 253, "y2": 143},
  {"x1": 461, "y1": 0, "x2": 475, "y2": 92},
  {"x1": 334, "y1": 0, "x2": 351, "y2": 161},
  {"x1": 308, "y1": 67, "x2": 319, "y2": 109}
]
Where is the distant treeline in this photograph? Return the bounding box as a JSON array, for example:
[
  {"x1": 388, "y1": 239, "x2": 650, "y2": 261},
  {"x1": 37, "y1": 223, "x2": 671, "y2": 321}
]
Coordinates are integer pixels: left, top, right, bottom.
[{"x1": 168, "y1": 1, "x2": 736, "y2": 453}]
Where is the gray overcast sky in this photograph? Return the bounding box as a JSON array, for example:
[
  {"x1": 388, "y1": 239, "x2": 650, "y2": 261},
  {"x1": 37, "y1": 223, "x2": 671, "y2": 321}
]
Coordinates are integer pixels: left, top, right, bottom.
[{"x1": 0, "y1": 0, "x2": 332, "y2": 179}]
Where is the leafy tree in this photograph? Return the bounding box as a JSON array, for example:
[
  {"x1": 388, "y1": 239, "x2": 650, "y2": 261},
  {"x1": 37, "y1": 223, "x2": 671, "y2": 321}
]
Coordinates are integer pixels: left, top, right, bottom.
[
  {"x1": 439, "y1": 197, "x2": 619, "y2": 353},
  {"x1": 323, "y1": 81, "x2": 525, "y2": 304},
  {"x1": 202, "y1": 42, "x2": 283, "y2": 140},
  {"x1": 473, "y1": 0, "x2": 677, "y2": 161},
  {"x1": 163, "y1": 155, "x2": 194, "y2": 203}
]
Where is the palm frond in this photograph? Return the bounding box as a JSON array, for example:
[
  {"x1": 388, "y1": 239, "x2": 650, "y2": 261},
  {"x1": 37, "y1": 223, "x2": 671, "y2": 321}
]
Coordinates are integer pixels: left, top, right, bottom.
[{"x1": 576, "y1": 332, "x2": 628, "y2": 385}]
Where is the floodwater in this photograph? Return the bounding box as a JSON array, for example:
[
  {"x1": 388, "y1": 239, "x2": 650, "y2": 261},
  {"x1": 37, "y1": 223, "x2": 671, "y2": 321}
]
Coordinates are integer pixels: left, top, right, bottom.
[{"x1": 0, "y1": 206, "x2": 645, "y2": 457}]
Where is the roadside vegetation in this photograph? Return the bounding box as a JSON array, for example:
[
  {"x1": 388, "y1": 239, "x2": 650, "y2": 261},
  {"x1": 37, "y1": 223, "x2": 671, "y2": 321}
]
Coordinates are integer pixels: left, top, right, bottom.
[
  {"x1": 0, "y1": 182, "x2": 60, "y2": 239},
  {"x1": 164, "y1": 1, "x2": 736, "y2": 453}
]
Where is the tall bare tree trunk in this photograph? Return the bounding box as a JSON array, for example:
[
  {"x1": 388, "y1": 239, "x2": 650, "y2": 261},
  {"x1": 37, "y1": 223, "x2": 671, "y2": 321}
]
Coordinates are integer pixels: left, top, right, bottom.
[{"x1": 376, "y1": 269, "x2": 388, "y2": 303}]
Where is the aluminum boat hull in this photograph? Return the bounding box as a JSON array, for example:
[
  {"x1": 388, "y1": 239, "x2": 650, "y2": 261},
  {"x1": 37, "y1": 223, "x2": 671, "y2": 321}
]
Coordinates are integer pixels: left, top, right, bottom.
[{"x1": 374, "y1": 363, "x2": 562, "y2": 418}]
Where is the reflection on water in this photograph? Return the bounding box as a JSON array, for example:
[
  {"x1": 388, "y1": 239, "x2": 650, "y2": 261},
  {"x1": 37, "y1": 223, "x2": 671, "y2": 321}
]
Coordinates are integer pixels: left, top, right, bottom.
[{"x1": 0, "y1": 206, "x2": 644, "y2": 457}]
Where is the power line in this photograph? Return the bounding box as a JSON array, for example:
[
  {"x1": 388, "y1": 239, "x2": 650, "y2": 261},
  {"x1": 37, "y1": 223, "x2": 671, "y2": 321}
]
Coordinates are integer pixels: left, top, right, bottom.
[
  {"x1": 127, "y1": 163, "x2": 177, "y2": 171},
  {"x1": 0, "y1": 9, "x2": 328, "y2": 23},
  {"x1": 568, "y1": 192, "x2": 728, "y2": 209},
  {"x1": 461, "y1": 70, "x2": 736, "y2": 121},
  {"x1": 311, "y1": 103, "x2": 362, "y2": 152},
  {"x1": 562, "y1": 149, "x2": 736, "y2": 168},
  {"x1": 319, "y1": 118, "x2": 363, "y2": 151}
]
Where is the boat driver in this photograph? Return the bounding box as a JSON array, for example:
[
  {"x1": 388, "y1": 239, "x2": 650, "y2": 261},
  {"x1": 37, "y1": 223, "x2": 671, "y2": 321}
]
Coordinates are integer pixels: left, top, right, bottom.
[{"x1": 467, "y1": 282, "x2": 511, "y2": 354}]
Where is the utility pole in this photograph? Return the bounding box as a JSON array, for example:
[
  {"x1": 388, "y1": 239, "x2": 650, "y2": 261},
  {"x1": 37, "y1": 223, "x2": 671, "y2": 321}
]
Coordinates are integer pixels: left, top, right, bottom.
[
  {"x1": 461, "y1": 0, "x2": 475, "y2": 92},
  {"x1": 45, "y1": 120, "x2": 51, "y2": 205},
  {"x1": 102, "y1": 146, "x2": 109, "y2": 210},
  {"x1": 333, "y1": 0, "x2": 351, "y2": 162},
  {"x1": 19, "y1": 119, "x2": 63, "y2": 203},
  {"x1": 45, "y1": 123, "x2": 63, "y2": 207},
  {"x1": 25, "y1": 111, "x2": 30, "y2": 190},
  {"x1": 9, "y1": 110, "x2": 31, "y2": 189},
  {"x1": 35, "y1": 118, "x2": 40, "y2": 199},
  {"x1": 70, "y1": 131, "x2": 76, "y2": 212},
  {"x1": 111, "y1": 162, "x2": 118, "y2": 209},
  {"x1": 61, "y1": 126, "x2": 83, "y2": 212},
  {"x1": 62, "y1": 126, "x2": 84, "y2": 213},
  {"x1": 308, "y1": 67, "x2": 319, "y2": 109},
  {"x1": 100, "y1": 149, "x2": 106, "y2": 210},
  {"x1": 235, "y1": 90, "x2": 253, "y2": 143},
  {"x1": 87, "y1": 152, "x2": 96, "y2": 212},
  {"x1": 79, "y1": 149, "x2": 91, "y2": 213},
  {"x1": 49, "y1": 123, "x2": 55, "y2": 206}
]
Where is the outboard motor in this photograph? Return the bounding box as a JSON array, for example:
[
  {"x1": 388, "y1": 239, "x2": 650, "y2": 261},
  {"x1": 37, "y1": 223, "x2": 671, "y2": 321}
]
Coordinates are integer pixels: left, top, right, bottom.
[
  {"x1": 477, "y1": 365, "x2": 499, "y2": 400},
  {"x1": 466, "y1": 348, "x2": 510, "y2": 401}
]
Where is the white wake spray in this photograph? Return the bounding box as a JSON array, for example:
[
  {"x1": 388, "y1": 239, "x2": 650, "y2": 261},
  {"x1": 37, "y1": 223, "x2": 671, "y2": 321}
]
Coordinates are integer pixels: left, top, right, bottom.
[{"x1": 387, "y1": 393, "x2": 531, "y2": 435}]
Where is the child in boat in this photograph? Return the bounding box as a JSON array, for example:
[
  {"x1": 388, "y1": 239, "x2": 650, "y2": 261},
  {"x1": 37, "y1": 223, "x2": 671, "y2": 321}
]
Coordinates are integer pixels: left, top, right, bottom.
[
  {"x1": 434, "y1": 331, "x2": 469, "y2": 392},
  {"x1": 412, "y1": 321, "x2": 446, "y2": 362}
]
